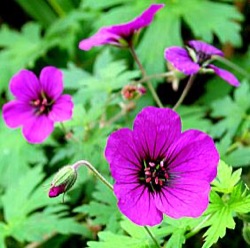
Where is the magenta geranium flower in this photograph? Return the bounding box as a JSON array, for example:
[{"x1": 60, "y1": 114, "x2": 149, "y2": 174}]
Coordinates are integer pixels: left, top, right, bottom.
[
  {"x1": 164, "y1": 40, "x2": 240, "y2": 87},
  {"x1": 79, "y1": 4, "x2": 164, "y2": 50},
  {"x1": 105, "y1": 106, "x2": 219, "y2": 226},
  {"x1": 2, "y1": 66, "x2": 73, "y2": 143}
]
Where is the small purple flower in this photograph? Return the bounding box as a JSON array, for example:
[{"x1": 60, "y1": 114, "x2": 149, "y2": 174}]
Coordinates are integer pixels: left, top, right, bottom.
[
  {"x1": 2, "y1": 66, "x2": 73, "y2": 143},
  {"x1": 79, "y1": 4, "x2": 164, "y2": 50},
  {"x1": 105, "y1": 106, "x2": 219, "y2": 226},
  {"x1": 164, "y1": 40, "x2": 240, "y2": 87}
]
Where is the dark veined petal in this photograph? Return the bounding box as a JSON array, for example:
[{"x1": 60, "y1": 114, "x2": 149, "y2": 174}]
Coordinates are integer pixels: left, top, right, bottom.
[
  {"x1": 79, "y1": 4, "x2": 164, "y2": 50},
  {"x1": 114, "y1": 182, "x2": 163, "y2": 226},
  {"x1": 188, "y1": 40, "x2": 224, "y2": 56},
  {"x1": 209, "y1": 65, "x2": 240, "y2": 87},
  {"x1": 133, "y1": 106, "x2": 181, "y2": 161},
  {"x1": 22, "y1": 115, "x2": 54, "y2": 143},
  {"x1": 39, "y1": 66, "x2": 64, "y2": 99},
  {"x1": 9, "y1": 69, "x2": 41, "y2": 102},
  {"x1": 166, "y1": 130, "x2": 219, "y2": 182},
  {"x1": 105, "y1": 128, "x2": 142, "y2": 183},
  {"x1": 155, "y1": 178, "x2": 210, "y2": 218},
  {"x1": 2, "y1": 101, "x2": 34, "y2": 128},
  {"x1": 49, "y1": 94, "x2": 74, "y2": 122},
  {"x1": 164, "y1": 47, "x2": 200, "y2": 75}
]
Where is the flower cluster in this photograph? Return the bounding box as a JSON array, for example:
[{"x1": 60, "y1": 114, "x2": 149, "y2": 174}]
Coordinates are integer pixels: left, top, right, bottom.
[
  {"x1": 2, "y1": 66, "x2": 73, "y2": 143},
  {"x1": 105, "y1": 106, "x2": 219, "y2": 226}
]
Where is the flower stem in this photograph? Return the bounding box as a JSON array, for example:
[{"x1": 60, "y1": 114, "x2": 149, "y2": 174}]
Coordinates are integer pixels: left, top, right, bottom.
[
  {"x1": 144, "y1": 226, "x2": 161, "y2": 248},
  {"x1": 172, "y1": 75, "x2": 196, "y2": 111},
  {"x1": 48, "y1": 0, "x2": 65, "y2": 17},
  {"x1": 215, "y1": 56, "x2": 250, "y2": 78},
  {"x1": 185, "y1": 214, "x2": 212, "y2": 239},
  {"x1": 72, "y1": 160, "x2": 114, "y2": 191},
  {"x1": 129, "y1": 46, "x2": 164, "y2": 108},
  {"x1": 134, "y1": 72, "x2": 174, "y2": 85},
  {"x1": 72, "y1": 160, "x2": 160, "y2": 247}
]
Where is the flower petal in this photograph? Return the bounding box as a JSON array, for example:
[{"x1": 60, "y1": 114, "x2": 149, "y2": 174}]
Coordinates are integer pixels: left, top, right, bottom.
[
  {"x1": 39, "y1": 66, "x2": 64, "y2": 99},
  {"x1": 155, "y1": 178, "x2": 210, "y2": 218},
  {"x1": 133, "y1": 107, "x2": 181, "y2": 161},
  {"x1": 2, "y1": 101, "x2": 34, "y2": 128},
  {"x1": 79, "y1": 28, "x2": 120, "y2": 50},
  {"x1": 22, "y1": 115, "x2": 54, "y2": 143},
  {"x1": 105, "y1": 128, "x2": 142, "y2": 183},
  {"x1": 188, "y1": 40, "x2": 224, "y2": 56},
  {"x1": 167, "y1": 130, "x2": 219, "y2": 182},
  {"x1": 164, "y1": 47, "x2": 200, "y2": 75},
  {"x1": 9, "y1": 70, "x2": 41, "y2": 101},
  {"x1": 209, "y1": 65, "x2": 240, "y2": 87},
  {"x1": 114, "y1": 182, "x2": 163, "y2": 226},
  {"x1": 49, "y1": 94, "x2": 74, "y2": 122},
  {"x1": 79, "y1": 4, "x2": 164, "y2": 50},
  {"x1": 110, "y1": 4, "x2": 165, "y2": 37}
]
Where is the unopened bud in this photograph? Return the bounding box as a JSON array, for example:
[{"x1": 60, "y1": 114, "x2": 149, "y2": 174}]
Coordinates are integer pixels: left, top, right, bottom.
[
  {"x1": 48, "y1": 165, "x2": 77, "y2": 198},
  {"x1": 121, "y1": 84, "x2": 146, "y2": 100}
]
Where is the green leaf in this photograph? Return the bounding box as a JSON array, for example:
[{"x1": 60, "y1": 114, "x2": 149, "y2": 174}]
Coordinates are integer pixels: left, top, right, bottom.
[
  {"x1": 74, "y1": 180, "x2": 121, "y2": 232},
  {"x1": 0, "y1": 119, "x2": 47, "y2": 188},
  {"x1": 178, "y1": 106, "x2": 212, "y2": 133},
  {"x1": 16, "y1": 0, "x2": 58, "y2": 27},
  {"x1": 181, "y1": 0, "x2": 243, "y2": 46},
  {"x1": 210, "y1": 81, "x2": 250, "y2": 138},
  {"x1": 202, "y1": 203, "x2": 235, "y2": 248},
  {"x1": 0, "y1": 23, "x2": 57, "y2": 90},
  {"x1": 226, "y1": 147, "x2": 250, "y2": 167},
  {"x1": 87, "y1": 219, "x2": 160, "y2": 248},
  {"x1": 165, "y1": 229, "x2": 185, "y2": 248},
  {"x1": 212, "y1": 160, "x2": 242, "y2": 194}
]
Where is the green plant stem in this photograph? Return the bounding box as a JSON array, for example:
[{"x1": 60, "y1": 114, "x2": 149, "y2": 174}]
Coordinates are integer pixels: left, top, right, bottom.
[
  {"x1": 185, "y1": 214, "x2": 212, "y2": 239},
  {"x1": 72, "y1": 160, "x2": 160, "y2": 248},
  {"x1": 215, "y1": 56, "x2": 249, "y2": 78},
  {"x1": 134, "y1": 72, "x2": 174, "y2": 85},
  {"x1": 129, "y1": 45, "x2": 164, "y2": 108},
  {"x1": 72, "y1": 160, "x2": 114, "y2": 191},
  {"x1": 172, "y1": 75, "x2": 196, "y2": 111},
  {"x1": 48, "y1": 0, "x2": 65, "y2": 17},
  {"x1": 144, "y1": 226, "x2": 161, "y2": 248}
]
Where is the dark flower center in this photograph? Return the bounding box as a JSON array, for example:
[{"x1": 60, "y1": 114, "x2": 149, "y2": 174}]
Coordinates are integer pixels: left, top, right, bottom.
[
  {"x1": 30, "y1": 91, "x2": 53, "y2": 115},
  {"x1": 196, "y1": 51, "x2": 211, "y2": 66},
  {"x1": 140, "y1": 159, "x2": 170, "y2": 192}
]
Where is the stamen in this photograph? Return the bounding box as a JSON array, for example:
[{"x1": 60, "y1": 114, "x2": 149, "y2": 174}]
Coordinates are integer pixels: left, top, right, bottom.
[
  {"x1": 149, "y1": 162, "x2": 155, "y2": 167},
  {"x1": 146, "y1": 177, "x2": 151, "y2": 183}
]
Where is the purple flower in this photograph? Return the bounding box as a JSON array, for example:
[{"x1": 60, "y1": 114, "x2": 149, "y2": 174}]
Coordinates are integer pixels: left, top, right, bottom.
[
  {"x1": 2, "y1": 66, "x2": 73, "y2": 143},
  {"x1": 105, "y1": 106, "x2": 219, "y2": 226},
  {"x1": 79, "y1": 4, "x2": 164, "y2": 50},
  {"x1": 164, "y1": 40, "x2": 240, "y2": 87}
]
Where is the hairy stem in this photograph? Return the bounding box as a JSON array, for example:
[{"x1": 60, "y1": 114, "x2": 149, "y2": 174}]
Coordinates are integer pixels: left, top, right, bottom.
[
  {"x1": 72, "y1": 160, "x2": 113, "y2": 191},
  {"x1": 134, "y1": 72, "x2": 174, "y2": 85},
  {"x1": 129, "y1": 46, "x2": 164, "y2": 108},
  {"x1": 173, "y1": 75, "x2": 196, "y2": 111}
]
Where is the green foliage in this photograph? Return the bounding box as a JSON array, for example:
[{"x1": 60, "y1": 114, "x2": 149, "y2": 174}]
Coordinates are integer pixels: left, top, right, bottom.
[
  {"x1": 87, "y1": 219, "x2": 161, "y2": 248},
  {"x1": 0, "y1": 23, "x2": 56, "y2": 91},
  {"x1": 0, "y1": 165, "x2": 90, "y2": 247},
  {"x1": 210, "y1": 81, "x2": 250, "y2": 138},
  {"x1": 201, "y1": 161, "x2": 250, "y2": 248},
  {"x1": 74, "y1": 180, "x2": 121, "y2": 232}
]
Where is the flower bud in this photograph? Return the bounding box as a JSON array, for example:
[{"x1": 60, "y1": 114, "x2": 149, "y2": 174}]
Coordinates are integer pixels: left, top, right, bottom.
[
  {"x1": 121, "y1": 84, "x2": 146, "y2": 100},
  {"x1": 48, "y1": 165, "x2": 77, "y2": 198}
]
